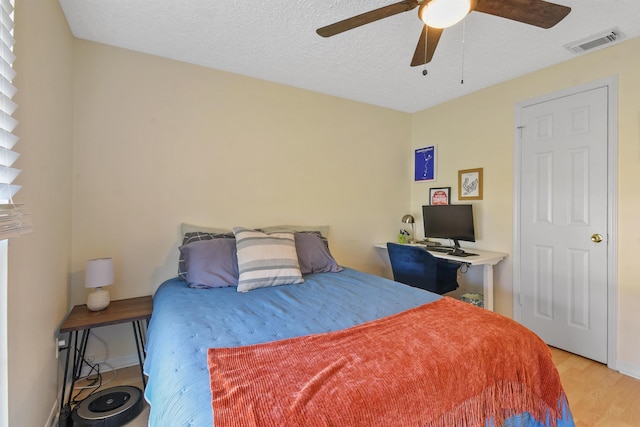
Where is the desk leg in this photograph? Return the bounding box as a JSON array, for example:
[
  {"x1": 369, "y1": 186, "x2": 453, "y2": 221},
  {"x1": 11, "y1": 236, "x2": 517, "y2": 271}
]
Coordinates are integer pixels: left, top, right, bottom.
[
  {"x1": 74, "y1": 329, "x2": 90, "y2": 380},
  {"x1": 59, "y1": 331, "x2": 75, "y2": 412},
  {"x1": 483, "y1": 264, "x2": 494, "y2": 311},
  {"x1": 66, "y1": 329, "x2": 90, "y2": 407},
  {"x1": 132, "y1": 321, "x2": 146, "y2": 388},
  {"x1": 60, "y1": 328, "x2": 91, "y2": 412}
]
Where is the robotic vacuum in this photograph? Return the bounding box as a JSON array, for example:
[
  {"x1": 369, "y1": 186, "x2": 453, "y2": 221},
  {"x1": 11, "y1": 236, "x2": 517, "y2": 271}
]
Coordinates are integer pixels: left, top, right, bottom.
[{"x1": 71, "y1": 386, "x2": 143, "y2": 427}]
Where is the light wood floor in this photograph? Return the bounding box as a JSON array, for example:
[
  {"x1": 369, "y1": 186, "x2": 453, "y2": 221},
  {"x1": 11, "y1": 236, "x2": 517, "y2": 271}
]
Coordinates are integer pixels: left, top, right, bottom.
[
  {"x1": 84, "y1": 347, "x2": 640, "y2": 426},
  {"x1": 550, "y1": 347, "x2": 640, "y2": 426}
]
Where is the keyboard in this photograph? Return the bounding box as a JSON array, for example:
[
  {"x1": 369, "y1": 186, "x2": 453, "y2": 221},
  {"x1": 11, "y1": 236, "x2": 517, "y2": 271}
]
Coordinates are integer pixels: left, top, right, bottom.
[
  {"x1": 428, "y1": 247, "x2": 478, "y2": 257},
  {"x1": 428, "y1": 247, "x2": 453, "y2": 253},
  {"x1": 449, "y1": 251, "x2": 478, "y2": 257}
]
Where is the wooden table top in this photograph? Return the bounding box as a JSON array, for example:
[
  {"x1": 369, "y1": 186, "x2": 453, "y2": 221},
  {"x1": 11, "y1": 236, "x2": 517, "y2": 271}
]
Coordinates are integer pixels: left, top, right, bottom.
[{"x1": 60, "y1": 295, "x2": 153, "y2": 333}]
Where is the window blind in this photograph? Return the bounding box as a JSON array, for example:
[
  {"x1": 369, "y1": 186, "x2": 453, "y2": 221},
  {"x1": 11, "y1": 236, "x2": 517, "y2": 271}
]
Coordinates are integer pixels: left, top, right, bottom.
[{"x1": 0, "y1": 0, "x2": 29, "y2": 239}]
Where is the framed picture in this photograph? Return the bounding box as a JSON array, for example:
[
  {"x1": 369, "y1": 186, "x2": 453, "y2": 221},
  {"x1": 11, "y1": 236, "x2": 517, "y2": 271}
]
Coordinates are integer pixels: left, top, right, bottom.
[
  {"x1": 429, "y1": 187, "x2": 451, "y2": 205},
  {"x1": 414, "y1": 146, "x2": 436, "y2": 181},
  {"x1": 458, "y1": 168, "x2": 483, "y2": 200}
]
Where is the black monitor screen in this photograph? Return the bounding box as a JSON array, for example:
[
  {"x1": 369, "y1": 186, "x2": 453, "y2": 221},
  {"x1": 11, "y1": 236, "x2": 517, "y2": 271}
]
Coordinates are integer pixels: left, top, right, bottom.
[{"x1": 422, "y1": 204, "x2": 475, "y2": 248}]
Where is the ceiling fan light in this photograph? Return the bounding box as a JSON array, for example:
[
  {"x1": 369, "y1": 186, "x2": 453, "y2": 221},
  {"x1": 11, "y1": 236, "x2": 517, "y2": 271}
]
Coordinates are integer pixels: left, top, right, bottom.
[{"x1": 420, "y1": 0, "x2": 471, "y2": 29}]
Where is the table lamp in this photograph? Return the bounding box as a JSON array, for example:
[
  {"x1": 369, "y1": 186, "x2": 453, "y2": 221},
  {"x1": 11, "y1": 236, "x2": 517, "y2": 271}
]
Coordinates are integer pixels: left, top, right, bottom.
[
  {"x1": 402, "y1": 214, "x2": 415, "y2": 243},
  {"x1": 85, "y1": 258, "x2": 114, "y2": 311}
]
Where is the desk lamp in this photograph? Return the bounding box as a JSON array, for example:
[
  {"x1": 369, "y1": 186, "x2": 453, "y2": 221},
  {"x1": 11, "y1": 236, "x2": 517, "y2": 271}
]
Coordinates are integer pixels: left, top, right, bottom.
[
  {"x1": 85, "y1": 258, "x2": 114, "y2": 311},
  {"x1": 401, "y1": 214, "x2": 415, "y2": 243}
]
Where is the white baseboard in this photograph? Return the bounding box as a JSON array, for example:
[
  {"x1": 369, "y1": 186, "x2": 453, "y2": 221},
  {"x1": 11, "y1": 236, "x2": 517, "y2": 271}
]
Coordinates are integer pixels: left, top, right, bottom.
[
  {"x1": 45, "y1": 399, "x2": 59, "y2": 427},
  {"x1": 46, "y1": 352, "x2": 141, "y2": 427},
  {"x1": 616, "y1": 359, "x2": 640, "y2": 380},
  {"x1": 46, "y1": 379, "x2": 66, "y2": 427}
]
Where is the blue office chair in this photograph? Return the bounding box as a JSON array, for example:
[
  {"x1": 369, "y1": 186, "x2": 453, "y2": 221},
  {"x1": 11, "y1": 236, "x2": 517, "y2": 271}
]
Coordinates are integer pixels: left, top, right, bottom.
[{"x1": 387, "y1": 243, "x2": 459, "y2": 294}]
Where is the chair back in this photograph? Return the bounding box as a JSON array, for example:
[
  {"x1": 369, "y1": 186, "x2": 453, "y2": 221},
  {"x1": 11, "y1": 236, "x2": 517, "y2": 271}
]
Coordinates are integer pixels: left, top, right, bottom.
[{"x1": 387, "y1": 243, "x2": 459, "y2": 294}]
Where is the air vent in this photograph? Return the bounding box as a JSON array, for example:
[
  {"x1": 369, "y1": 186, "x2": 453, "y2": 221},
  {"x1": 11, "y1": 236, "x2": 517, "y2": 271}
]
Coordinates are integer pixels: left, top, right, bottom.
[{"x1": 564, "y1": 29, "x2": 622, "y2": 54}]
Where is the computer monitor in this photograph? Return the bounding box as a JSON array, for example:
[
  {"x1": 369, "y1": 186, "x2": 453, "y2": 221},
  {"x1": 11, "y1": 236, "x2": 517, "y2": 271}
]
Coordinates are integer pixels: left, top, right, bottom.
[{"x1": 422, "y1": 204, "x2": 475, "y2": 249}]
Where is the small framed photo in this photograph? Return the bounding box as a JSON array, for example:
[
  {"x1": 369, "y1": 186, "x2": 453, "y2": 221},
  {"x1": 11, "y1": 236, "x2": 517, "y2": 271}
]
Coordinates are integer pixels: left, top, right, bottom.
[
  {"x1": 458, "y1": 168, "x2": 483, "y2": 200},
  {"x1": 414, "y1": 145, "x2": 436, "y2": 181},
  {"x1": 429, "y1": 187, "x2": 451, "y2": 205}
]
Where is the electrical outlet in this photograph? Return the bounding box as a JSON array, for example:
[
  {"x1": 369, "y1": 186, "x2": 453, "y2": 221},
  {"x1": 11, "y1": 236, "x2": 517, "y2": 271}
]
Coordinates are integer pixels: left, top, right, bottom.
[{"x1": 56, "y1": 337, "x2": 66, "y2": 359}]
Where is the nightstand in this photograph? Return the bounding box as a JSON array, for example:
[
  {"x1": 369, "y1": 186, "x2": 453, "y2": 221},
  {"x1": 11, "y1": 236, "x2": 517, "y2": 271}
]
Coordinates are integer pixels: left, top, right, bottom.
[{"x1": 58, "y1": 296, "x2": 153, "y2": 413}]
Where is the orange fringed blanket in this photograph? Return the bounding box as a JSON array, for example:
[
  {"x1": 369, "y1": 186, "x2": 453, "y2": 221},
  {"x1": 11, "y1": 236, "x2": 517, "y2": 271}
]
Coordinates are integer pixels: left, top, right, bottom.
[{"x1": 207, "y1": 297, "x2": 566, "y2": 427}]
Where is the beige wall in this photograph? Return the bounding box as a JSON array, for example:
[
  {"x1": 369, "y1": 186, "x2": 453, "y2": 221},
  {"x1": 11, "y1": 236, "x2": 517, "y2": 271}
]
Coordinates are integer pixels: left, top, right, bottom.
[
  {"x1": 10, "y1": 4, "x2": 640, "y2": 425},
  {"x1": 10, "y1": 1, "x2": 74, "y2": 426},
  {"x1": 410, "y1": 36, "x2": 640, "y2": 374},
  {"x1": 70, "y1": 40, "x2": 412, "y2": 360}
]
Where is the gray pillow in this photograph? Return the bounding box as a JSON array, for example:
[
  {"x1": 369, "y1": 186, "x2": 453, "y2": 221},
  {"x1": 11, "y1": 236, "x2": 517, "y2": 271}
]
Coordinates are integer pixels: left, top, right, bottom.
[
  {"x1": 178, "y1": 231, "x2": 234, "y2": 280},
  {"x1": 180, "y1": 223, "x2": 231, "y2": 240},
  {"x1": 179, "y1": 239, "x2": 238, "y2": 288},
  {"x1": 295, "y1": 232, "x2": 343, "y2": 274}
]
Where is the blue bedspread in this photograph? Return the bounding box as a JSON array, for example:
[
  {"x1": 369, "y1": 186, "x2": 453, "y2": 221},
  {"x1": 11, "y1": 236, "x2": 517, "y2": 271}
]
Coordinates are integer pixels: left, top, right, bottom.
[{"x1": 144, "y1": 268, "x2": 573, "y2": 427}]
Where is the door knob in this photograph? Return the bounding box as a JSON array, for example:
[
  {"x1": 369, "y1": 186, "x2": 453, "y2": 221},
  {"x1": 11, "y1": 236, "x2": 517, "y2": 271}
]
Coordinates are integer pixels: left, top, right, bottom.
[{"x1": 591, "y1": 234, "x2": 603, "y2": 243}]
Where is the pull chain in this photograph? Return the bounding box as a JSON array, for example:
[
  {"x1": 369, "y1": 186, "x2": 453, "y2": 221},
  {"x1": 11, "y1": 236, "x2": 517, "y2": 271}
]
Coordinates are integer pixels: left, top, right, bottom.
[
  {"x1": 460, "y1": 19, "x2": 466, "y2": 84},
  {"x1": 423, "y1": 27, "x2": 428, "y2": 76}
]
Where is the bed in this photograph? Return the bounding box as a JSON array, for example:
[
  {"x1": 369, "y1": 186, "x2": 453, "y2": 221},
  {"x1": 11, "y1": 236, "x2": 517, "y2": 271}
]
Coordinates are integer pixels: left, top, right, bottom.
[{"x1": 143, "y1": 225, "x2": 574, "y2": 426}]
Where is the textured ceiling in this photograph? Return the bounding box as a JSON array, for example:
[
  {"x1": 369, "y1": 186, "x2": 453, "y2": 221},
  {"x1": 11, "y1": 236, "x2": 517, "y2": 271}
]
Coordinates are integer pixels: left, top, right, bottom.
[{"x1": 59, "y1": 0, "x2": 640, "y2": 113}]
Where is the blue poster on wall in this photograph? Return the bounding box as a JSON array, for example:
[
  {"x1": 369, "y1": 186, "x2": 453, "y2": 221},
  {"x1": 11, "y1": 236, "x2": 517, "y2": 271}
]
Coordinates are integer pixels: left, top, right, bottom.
[{"x1": 415, "y1": 146, "x2": 436, "y2": 181}]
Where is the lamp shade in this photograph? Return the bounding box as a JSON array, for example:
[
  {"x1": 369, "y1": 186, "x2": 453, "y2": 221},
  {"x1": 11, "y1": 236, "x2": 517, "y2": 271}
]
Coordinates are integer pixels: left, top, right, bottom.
[
  {"x1": 401, "y1": 214, "x2": 416, "y2": 243},
  {"x1": 85, "y1": 258, "x2": 114, "y2": 289},
  {"x1": 401, "y1": 214, "x2": 415, "y2": 224}
]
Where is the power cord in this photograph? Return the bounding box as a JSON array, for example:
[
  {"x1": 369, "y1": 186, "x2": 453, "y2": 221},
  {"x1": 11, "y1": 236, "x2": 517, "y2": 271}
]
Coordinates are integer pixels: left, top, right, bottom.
[
  {"x1": 67, "y1": 347, "x2": 118, "y2": 407},
  {"x1": 70, "y1": 351, "x2": 102, "y2": 407},
  {"x1": 57, "y1": 331, "x2": 119, "y2": 426}
]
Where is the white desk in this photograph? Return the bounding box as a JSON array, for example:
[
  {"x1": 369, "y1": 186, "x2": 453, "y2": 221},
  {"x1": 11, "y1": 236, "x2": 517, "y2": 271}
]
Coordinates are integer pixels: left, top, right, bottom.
[{"x1": 374, "y1": 243, "x2": 508, "y2": 311}]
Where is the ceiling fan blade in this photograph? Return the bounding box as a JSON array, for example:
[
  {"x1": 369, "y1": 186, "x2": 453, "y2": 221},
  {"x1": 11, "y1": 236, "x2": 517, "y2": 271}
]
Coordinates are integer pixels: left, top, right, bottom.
[
  {"x1": 316, "y1": 0, "x2": 419, "y2": 37},
  {"x1": 411, "y1": 25, "x2": 443, "y2": 67},
  {"x1": 474, "y1": 0, "x2": 570, "y2": 29}
]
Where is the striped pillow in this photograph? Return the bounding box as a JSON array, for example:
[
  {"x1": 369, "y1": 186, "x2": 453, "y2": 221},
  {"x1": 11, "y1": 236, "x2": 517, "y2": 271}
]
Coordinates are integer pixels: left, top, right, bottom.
[{"x1": 233, "y1": 227, "x2": 304, "y2": 292}]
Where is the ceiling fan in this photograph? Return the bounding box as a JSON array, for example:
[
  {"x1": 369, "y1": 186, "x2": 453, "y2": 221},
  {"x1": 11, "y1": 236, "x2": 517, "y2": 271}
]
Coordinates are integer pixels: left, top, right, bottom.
[{"x1": 316, "y1": 0, "x2": 571, "y2": 67}]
